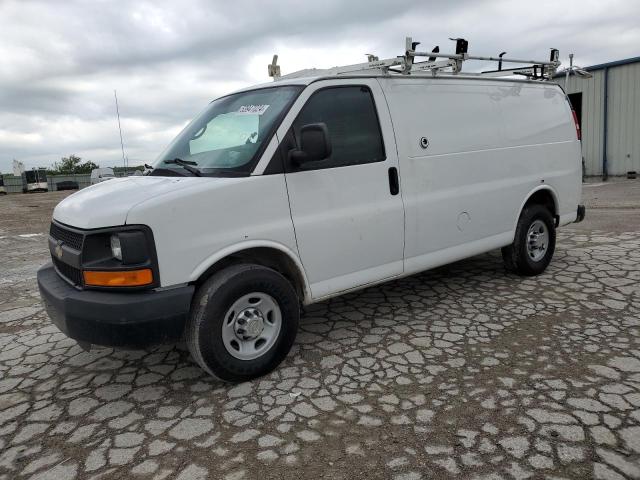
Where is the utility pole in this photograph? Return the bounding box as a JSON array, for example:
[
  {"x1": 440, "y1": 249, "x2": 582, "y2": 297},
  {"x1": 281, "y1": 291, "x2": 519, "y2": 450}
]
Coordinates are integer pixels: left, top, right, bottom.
[
  {"x1": 565, "y1": 53, "x2": 573, "y2": 87},
  {"x1": 114, "y1": 90, "x2": 127, "y2": 175}
]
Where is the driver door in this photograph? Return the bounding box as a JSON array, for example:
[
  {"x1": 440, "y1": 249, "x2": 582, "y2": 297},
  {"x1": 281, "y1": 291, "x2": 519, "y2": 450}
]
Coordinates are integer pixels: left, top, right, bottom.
[{"x1": 279, "y1": 79, "x2": 405, "y2": 299}]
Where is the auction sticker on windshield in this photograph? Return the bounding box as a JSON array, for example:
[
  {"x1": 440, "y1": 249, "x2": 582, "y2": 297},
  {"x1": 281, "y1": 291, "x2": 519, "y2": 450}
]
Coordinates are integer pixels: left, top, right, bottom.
[{"x1": 237, "y1": 104, "x2": 269, "y2": 115}]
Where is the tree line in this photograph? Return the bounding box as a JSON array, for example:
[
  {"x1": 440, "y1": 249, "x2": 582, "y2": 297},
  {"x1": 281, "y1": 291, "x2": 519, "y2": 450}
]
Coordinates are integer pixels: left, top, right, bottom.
[{"x1": 47, "y1": 155, "x2": 99, "y2": 175}]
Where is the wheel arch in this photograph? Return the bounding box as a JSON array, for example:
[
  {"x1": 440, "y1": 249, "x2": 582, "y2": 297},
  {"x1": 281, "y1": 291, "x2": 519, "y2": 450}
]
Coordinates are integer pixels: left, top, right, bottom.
[
  {"x1": 515, "y1": 186, "x2": 559, "y2": 230},
  {"x1": 190, "y1": 241, "x2": 311, "y2": 304}
]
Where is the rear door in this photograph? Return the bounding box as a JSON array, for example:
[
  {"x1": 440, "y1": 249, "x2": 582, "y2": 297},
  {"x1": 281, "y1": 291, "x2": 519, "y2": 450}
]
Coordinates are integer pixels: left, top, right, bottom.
[{"x1": 281, "y1": 79, "x2": 404, "y2": 299}]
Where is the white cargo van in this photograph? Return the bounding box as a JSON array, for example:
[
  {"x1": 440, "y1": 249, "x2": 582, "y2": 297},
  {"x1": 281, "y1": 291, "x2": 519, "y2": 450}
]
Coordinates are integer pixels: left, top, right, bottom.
[
  {"x1": 90, "y1": 167, "x2": 115, "y2": 184},
  {"x1": 38, "y1": 41, "x2": 584, "y2": 382}
]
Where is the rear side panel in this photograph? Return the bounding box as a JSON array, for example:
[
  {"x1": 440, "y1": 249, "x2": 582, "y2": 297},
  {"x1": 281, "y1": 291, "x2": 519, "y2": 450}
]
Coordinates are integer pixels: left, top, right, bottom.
[{"x1": 378, "y1": 77, "x2": 581, "y2": 273}]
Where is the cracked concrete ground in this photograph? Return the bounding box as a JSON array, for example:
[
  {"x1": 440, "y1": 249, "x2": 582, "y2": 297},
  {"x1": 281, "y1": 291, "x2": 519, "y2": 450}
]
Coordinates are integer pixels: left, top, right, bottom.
[{"x1": 1, "y1": 180, "x2": 639, "y2": 480}]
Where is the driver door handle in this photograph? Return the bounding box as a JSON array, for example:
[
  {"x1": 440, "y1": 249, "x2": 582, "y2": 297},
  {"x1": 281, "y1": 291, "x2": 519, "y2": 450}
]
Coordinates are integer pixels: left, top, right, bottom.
[{"x1": 388, "y1": 167, "x2": 399, "y2": 196}]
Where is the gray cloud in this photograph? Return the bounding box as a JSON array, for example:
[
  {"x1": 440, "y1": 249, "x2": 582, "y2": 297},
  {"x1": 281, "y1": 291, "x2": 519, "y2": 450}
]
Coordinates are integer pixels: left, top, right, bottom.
[{"x1": 1, "y1": 0, "x2": 639, "y2": 172}]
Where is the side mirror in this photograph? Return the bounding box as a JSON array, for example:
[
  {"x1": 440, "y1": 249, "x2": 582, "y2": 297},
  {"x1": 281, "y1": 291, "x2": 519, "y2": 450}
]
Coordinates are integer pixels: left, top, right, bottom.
[{"x1": 289, "y1": 123, "x2": 332, "y2": 165}]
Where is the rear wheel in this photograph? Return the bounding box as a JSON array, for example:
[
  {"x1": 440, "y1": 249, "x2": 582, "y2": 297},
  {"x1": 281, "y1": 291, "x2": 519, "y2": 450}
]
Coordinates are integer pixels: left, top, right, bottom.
[
  {"x1": 186, "y1": 264, "x2": 299, "y2": 382},
  {"x1": 502, "y1": 204, "x2": 556, "y2": 276}
]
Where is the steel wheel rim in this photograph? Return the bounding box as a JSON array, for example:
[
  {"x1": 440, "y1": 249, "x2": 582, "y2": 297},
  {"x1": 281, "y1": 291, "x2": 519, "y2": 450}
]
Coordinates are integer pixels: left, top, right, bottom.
[
  {"x1": 526, "y1": 219, "x2": 549, "y2": 262},
  {"x1": 221, "y1": 292, "x2": 282, "y2": 361}
]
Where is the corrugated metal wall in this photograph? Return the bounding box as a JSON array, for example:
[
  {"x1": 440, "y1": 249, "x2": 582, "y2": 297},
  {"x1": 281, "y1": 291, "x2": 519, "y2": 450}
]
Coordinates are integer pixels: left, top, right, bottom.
[
  {"x1": 47, "y1": 174, "x2": 92, "y2": 190},
  {"x1": 1, "y1": 174, "x2": 92, "y2": 193},
  {"x1": 558, "y1": 61, "x2": 640, "y2": 176},
  {"x1": 607, "y1": 62, "x2": 640, "y2": 175}
]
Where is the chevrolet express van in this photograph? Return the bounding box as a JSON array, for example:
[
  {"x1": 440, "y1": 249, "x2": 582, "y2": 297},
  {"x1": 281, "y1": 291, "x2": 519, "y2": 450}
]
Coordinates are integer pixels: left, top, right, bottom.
[{"x1": 38, "y1": 72, "x2": 584, "y2": 382}]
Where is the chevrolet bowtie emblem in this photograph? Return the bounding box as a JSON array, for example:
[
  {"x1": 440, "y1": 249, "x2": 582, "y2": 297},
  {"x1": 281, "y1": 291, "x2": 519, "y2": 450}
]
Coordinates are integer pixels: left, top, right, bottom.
[{"x1": 55, "y1": 242, "x2": 63, "y2": 259}]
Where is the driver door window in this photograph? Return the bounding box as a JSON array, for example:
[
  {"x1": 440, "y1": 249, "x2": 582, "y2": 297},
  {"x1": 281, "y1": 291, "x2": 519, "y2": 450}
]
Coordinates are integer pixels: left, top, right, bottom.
[{"x1": 289, "y1": 86, "x2": 385, "y2": 170}]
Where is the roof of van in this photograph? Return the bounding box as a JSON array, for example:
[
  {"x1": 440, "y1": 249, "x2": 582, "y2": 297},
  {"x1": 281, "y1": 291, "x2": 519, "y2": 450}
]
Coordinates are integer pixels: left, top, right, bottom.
[{"x1": 233, "y1": 72, "x2": 555, "y2": 94}]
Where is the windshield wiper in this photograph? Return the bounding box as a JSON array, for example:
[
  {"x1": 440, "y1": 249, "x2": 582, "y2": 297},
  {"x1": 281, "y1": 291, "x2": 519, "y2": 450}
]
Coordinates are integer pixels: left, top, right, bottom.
[{"x1": 164, "y1": 158, "x2": 202, "y2": 177}]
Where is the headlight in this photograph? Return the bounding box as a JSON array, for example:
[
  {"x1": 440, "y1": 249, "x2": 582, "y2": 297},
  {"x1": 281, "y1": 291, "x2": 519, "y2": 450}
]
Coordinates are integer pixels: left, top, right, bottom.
[
  {"x1": 110, "y1": 234, "x2": 122, "y2": 260},
  {"x1": 80, "y1": 226, "x2": 158, "y2": 289}
]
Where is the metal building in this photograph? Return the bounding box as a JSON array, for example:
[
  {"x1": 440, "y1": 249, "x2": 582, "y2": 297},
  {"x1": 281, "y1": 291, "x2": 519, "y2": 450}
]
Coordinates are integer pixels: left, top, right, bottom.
[{"x1": 556, "y1": 56, "x2": 640, "y2": 178}]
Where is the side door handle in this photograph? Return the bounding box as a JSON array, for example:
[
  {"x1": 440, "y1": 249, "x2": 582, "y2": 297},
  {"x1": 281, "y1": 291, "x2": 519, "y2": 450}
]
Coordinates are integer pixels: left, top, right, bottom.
[{"x1": 388, "y1": 167, "x2": 399, "y2": 196}]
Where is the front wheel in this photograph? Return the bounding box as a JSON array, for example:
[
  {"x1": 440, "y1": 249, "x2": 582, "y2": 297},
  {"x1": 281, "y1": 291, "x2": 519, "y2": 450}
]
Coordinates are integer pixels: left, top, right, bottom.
[
  {"x1": 186, "y1": 264, "x2": 299, "y2": 382},
  {"x1": 502, "y1": 204, "x2": 556, "y2": 276}
]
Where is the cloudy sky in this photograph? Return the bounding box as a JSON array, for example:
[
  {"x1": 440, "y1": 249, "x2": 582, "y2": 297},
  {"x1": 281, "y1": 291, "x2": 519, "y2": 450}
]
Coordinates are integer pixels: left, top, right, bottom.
[{"x1": 1, "y1": 0, "x2": 639, "y2": 173}]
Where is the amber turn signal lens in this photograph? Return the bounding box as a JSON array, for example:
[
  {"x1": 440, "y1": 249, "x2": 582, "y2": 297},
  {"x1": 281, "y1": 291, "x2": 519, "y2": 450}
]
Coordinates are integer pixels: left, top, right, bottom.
[{"x1": 83, "y1": 269, "x2": 153, "y2": 287}]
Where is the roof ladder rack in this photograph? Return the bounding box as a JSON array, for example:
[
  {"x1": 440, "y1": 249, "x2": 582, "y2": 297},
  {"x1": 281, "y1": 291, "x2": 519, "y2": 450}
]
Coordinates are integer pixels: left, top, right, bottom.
[{"x1": 269, "y1": 37, "x2": 561, "y2": 81}]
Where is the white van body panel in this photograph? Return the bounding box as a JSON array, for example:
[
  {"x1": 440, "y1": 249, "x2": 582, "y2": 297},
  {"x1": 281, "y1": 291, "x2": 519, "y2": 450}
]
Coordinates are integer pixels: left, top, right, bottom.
[
  {"x1": 53, "y1": 177, "x2": 204, "y2": 229},
  {"x1": 377, "y1": 77, "x2": 581, "y2": 275},
  {"x1": 126, "y1": 174, "x2": 300, "y2": 289},
  {"x1": 54, "y1": 175, "x2": 304, "y2": 292}
]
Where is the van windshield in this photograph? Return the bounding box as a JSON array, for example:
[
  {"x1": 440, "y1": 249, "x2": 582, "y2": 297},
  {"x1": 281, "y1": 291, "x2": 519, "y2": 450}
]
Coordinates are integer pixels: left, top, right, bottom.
[{"x1": 153, "y1": 85, "x2": 302, "y2": 176}]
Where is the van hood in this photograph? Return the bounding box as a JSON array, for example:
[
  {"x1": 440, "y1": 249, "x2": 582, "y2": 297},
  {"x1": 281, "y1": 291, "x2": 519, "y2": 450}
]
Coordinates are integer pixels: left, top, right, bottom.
[{"x1": 53, "y1": 176, "x2": 216, "y2": 229}]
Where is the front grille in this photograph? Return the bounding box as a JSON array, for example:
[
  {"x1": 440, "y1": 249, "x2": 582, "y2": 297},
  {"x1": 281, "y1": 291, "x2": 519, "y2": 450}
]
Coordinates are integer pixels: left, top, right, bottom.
[
  {"x1": 53, "y1": 257, "x2": 83, "y2": 286},
  {"x1": 50, "y1": 223, "x2": 83, "y2": 251}
]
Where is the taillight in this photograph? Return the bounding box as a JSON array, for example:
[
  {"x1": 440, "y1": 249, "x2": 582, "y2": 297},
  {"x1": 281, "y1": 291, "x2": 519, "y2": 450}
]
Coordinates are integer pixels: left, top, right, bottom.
[{"x1": 571, "y1": 109, "x2": 581, "y2": 140}]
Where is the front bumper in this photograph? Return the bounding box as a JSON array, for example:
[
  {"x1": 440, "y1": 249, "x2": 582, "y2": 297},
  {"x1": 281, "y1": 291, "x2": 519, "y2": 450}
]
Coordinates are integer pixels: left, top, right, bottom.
[{"x1": 37, "y1": 263, "x2": 194, "y2": 347}]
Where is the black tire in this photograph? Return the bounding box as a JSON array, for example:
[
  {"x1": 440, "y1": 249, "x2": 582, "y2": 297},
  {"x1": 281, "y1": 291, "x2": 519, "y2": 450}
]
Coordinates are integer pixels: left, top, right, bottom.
[
  {"x1": 186, "y1": 264, "x2": 299, "y2": 382},
  {"x1": 502, "y1": 204, "x2": 556, "y2": 276}
]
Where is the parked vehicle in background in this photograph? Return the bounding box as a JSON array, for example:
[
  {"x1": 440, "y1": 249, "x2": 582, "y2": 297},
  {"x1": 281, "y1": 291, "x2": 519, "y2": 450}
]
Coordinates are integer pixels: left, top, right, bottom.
[
  {"x1": 22, "y1": 169, "x2": 48, "y2": 193},
  {"x1": 90, "y1": 168, "x2": 115, "y2": 184},
  {"x1": 56, "y1": 181, "x2": 79, "y2": 191},
  {"x1": 37, "y1": 39, "x2": 585, "y2": 383},
  {"x1": 0, "y1": 176, "x2": 6, "y2": 195}
]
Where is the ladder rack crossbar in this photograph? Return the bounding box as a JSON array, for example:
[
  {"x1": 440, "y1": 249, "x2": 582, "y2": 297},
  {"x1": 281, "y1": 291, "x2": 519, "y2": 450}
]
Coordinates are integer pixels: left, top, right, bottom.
[
  {"x1": 269, "y1": 36, "x2": 561, "y2": 81},
  {"x1": 410, "y1": 51, "x2": 557, "y2": 67},
  {"x1": 329, "y1": 57, "x2": 404, "y2": 74}
]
